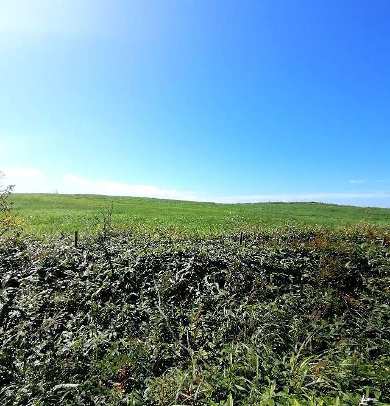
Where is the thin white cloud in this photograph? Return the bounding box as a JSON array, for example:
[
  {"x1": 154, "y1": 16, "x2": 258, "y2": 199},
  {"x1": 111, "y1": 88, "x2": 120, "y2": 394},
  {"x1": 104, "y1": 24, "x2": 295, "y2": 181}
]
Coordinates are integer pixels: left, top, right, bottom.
[
  {"x1": 349, "y1": 180, "x2": 390, "y2": 185},
  {"x1": 213, "y1": 192, "x2": 390, "y2": 204},
  {"x1": 350, "y1": 180, "x2": 366, "y2": 184},
  {"x1": 0, "y1": 166, "x2": 44, "y2": 180},
  {"x1": 0, "y1": 166, "x2": 46, "y2": 193},
  {"x1": 63, "y1": 174, "x2": 201, "y2": 201}
]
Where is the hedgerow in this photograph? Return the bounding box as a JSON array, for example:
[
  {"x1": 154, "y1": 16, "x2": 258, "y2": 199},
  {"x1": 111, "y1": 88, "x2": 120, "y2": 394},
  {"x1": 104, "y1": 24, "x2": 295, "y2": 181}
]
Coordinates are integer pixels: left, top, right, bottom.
[{"x1": 0, "y1": 227, "x2": 389, "y2": 405}]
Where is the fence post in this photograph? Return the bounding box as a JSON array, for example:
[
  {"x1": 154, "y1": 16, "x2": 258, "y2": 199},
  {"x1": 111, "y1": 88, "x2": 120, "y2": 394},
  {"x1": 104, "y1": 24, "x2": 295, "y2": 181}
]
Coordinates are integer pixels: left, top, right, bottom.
[
  {"x1": 382, "y1": 236, "x2": 387, "y2": 246},
  {"x1": 75, "y1": 231, "x2": 78, "y2": 248},
  {"x1": 239, "y1": 231, "x2": 243, "y2": 245}
]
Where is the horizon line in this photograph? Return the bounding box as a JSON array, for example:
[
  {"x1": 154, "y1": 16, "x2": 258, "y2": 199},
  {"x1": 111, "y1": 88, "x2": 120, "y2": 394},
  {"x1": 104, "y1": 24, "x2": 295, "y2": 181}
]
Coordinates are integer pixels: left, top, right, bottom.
[{"x1": 11, "y1": 192, "x2": 390, "y2": 210}]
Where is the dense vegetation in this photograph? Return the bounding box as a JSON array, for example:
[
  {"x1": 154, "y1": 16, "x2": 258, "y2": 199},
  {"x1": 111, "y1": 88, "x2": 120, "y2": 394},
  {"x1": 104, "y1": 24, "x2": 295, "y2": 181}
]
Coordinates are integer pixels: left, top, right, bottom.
[
  {"x1": 11, "y1": 193, "x2": 390, "y2": 234},
  {"x1": 1, "y1": 224, "x2": 389, "y2": 405}
]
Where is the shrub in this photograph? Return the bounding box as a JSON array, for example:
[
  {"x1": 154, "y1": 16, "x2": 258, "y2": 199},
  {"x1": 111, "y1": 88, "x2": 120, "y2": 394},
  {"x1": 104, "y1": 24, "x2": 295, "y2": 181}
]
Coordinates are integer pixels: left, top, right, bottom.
[
  {"x1": 0, "y1": 229, "x2": 389, "y2": 404},
  {"x1": 0, "y1": 172, "x2": 15, "y2": 237}
]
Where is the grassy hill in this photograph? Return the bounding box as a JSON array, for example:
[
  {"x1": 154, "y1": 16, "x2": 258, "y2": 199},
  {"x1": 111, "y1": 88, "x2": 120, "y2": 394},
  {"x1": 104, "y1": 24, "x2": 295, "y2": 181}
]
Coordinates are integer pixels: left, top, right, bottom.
[{"x1": 10, "y1": 193, "x2": 390, "y2": 234}]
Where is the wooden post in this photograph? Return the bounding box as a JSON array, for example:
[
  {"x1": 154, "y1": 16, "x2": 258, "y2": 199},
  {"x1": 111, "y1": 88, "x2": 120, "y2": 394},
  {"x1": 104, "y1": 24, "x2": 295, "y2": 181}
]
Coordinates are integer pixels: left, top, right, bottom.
[
  {"x1": 239, "y1": 231, "x2": 243, "y2": 245},
  {"x1": 382, "y1": 236, "x2": 387, "y2": 246},
  {"x1": 75, "y1": 231, "x2": 78, "y2": 248}
]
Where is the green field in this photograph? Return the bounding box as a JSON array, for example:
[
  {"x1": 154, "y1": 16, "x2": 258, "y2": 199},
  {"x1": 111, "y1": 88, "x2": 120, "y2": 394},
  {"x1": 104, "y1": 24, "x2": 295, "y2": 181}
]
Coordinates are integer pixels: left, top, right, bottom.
[
  {"x1": 10, "y1": 193, "x2": 390, "y2": 234},
  {"x1": 2, "y1": 194, "x2": 390, "y2": 404}
]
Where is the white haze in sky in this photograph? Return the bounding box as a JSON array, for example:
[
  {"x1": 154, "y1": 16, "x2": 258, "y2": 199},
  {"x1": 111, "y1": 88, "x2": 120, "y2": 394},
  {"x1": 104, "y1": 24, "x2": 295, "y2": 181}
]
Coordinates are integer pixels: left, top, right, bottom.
[
  {"x1": 2, "y1": 166, "x2": 390, "y2": 207},
  {"x1": 0, "y1": 0, "x2": 106, "y2": 37}
]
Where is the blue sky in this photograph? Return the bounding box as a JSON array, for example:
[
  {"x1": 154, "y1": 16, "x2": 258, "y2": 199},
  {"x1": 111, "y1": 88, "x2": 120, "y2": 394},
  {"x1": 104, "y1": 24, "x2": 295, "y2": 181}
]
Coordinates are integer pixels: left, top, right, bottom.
[{"x1": 1, "y1": 0, "x2": 390, "y2": 206}]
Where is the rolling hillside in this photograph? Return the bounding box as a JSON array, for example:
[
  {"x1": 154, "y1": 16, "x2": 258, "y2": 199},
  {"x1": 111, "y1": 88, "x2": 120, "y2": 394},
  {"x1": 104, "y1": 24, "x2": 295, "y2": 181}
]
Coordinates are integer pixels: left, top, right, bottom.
[{"x1": 10, "y1": 193, "x2": 390, "y2": 234}]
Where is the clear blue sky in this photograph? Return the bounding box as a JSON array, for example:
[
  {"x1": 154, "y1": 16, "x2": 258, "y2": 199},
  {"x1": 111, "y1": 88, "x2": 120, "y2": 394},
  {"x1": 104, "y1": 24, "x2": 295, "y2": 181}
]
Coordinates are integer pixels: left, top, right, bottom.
[{"x1": 1, "y1": 0, "x2": 390, "y2": 206}]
